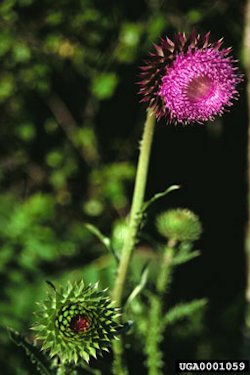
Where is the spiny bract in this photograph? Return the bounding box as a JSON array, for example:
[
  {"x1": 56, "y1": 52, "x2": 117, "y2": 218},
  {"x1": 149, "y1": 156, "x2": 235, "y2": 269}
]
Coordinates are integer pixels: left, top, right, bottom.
[
  {"x1": 156, "y1": 208, "x2": 202, "y2": 242},
  {"x1": 32, "y1": 280, "x2": 121, "y2": 364}
]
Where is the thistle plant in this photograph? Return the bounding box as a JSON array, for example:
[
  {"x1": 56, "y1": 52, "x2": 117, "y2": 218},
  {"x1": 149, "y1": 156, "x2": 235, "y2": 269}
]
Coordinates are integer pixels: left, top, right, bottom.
[
  {"x1": 112, "y1": 30, "x2": 242, "y2": 373},
  {"x1": 8, "y1": 30, "x2": 242, "y2": 375}
]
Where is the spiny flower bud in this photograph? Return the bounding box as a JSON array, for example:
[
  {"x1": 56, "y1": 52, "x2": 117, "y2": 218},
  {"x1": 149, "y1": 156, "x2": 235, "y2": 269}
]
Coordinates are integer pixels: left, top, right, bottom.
[
  {"x1": 32, "y1": 280, "x2": 121, "y2": 364},
  {"x1": 138, "y1": 30, "x2": 242, "y2": 124},
  {"x1": 156, "y1": 208, "x2": 202, "y2": 242}
]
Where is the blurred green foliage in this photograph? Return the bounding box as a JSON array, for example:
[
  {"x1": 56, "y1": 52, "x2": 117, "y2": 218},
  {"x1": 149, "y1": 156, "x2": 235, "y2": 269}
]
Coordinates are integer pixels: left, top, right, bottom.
[{"x1": 0, "y1": 0, "x2": 245, "y2": 373}]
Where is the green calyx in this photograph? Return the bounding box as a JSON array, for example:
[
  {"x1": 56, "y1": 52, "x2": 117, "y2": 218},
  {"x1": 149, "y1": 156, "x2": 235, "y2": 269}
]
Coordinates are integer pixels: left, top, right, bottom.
[
  {"x1": 32, "y1": 280, "x2": 120, "y2": 364},
  {"x1": 156, "y1": 208, "x2": 202, "y2": 242}
]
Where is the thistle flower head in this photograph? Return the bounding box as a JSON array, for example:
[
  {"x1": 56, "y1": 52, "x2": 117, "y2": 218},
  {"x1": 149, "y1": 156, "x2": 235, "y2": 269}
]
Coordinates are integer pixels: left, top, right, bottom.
[
  {"x1": 32, "y1": 280, "x2": 120, "y2": 364},
  {"x1": 138, "y1": 31, "x2": 242, "y2": 124},
  {"x1": 156, "y1": 208, "x2": 202, "y2": 242}
]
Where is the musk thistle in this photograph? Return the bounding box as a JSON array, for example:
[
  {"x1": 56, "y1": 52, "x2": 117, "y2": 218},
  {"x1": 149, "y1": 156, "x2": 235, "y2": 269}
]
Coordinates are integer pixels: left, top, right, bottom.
[
  {"x1": 32, "y1": 280, "x2": 121, "y2": 364},
  {"x1": 138, "y1": 31, "x2": 242, "y2": 124}
]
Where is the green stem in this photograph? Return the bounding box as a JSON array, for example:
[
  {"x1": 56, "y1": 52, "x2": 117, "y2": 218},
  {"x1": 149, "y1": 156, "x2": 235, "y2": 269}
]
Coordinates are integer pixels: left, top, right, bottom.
[
  {"x1": 145, "y1": 241, "x2": 175, "y2": 375},
  {"x1": 112, "y1": 109, "x2": 155, "y2": 306},
  {"x1": 145, "y1": 296, "x2": 164, "y2": 375},
  {"x1": 156, "y1": 241, "x2": 175, "y2": 294},
  {"x1": 112, "y1": 339, "x2": 129, "y2": 375},
  {"x1": 112, "y1": 109, "x2": 155, "y2": 374}
]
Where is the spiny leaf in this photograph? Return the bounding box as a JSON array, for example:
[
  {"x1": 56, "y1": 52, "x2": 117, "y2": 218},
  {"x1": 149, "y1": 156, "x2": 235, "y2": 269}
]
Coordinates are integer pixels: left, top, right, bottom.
[
  {"x1": 8, "y1": 328, "x2": 54, "y2": 375},
  {"x1": 142, "y1": 185, "x2": 180, "y2": 213},
  {"x1": 163, "y1": 298, "x2": 208, "y2": 327},
  {"x1": 84, "y1": 223, "x2": 119, "y2": 263}
]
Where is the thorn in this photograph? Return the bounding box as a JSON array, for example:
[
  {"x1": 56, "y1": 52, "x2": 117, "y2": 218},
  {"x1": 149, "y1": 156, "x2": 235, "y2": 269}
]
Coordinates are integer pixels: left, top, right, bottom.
[{"x1": 46, "y1": 280, "x2": 56, "y2": 292}]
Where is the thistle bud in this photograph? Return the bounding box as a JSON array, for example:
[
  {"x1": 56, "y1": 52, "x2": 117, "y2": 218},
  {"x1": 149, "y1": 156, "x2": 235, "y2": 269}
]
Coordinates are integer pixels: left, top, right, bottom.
[
  {"x1": 32, "y1": 280, "x2": 121, "y2": 364},
  {"x1": 156, "y1": 208, "x2": 202, "y2": 242}
]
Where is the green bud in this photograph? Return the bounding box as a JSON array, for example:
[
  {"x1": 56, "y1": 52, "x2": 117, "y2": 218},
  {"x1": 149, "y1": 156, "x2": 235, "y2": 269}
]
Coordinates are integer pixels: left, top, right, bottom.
[
  {"x1": 156, "y1": 208, "x2": 202, "y2": 242},
  {"x1": 32, "y1": 280, "x2": 121, "y2": 364}
]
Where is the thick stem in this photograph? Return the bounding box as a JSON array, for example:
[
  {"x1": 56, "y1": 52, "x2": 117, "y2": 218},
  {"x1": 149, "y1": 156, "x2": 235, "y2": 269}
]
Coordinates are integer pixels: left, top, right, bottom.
[
  {"x1": 112, "y1": 109, "x2": 155, "y2": 306},
  {"x1": 112, "y1": 109, "x2": 155, "y2": 375}
]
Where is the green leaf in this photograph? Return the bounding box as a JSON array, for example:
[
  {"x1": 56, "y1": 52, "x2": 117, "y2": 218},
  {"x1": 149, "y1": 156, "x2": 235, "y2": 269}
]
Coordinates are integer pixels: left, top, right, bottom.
[
  {"x1": 142, "y1": 185, "x2": 180, "y2": 213},
  {"x1": 84, "y1": 223, "x2": 119, "y2": 263},
  {"x1": 163, "y1": 298, "x2": 208, "y2": 327},
  {"x1": 125, "y1": 265, "x2": 149, "y2": 307},
  {"x1": 172, "y1": 250, "x2": 200, "y2": 265},
  {"x1": 91, "y1": 73, "x2": 118, "y2": 99},
  {"x1": 0, "y1": 74, "x2": 14, "y2": 102},
  {"x1": 8, "y1": 328, "x2": 54, "y2": 375},
  {"x1": 187, "y1": 9, "x2": 203, "y2": 23},
  {"x1": 172, "y1": 242, "x2": 200, "y2": 266},
  {"x1": 16, "y1": 122, "x2": 36, "y2": 141},
  {"x1": 12, "y1": 43, "x2": 31, "y2": 62}
]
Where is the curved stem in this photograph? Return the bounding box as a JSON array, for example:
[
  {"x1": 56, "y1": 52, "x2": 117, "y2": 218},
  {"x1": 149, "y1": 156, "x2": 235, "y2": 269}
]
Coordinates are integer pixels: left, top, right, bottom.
[{"x1": 112, "y1": 109, "x2": 155, "y2": 306}]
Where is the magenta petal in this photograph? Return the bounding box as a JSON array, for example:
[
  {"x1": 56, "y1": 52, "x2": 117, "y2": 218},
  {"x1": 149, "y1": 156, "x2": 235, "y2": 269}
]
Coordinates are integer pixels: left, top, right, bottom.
[
  {"x1": 159, "y1": 48, "x2": 242, "y2": 124},
  {"x1": 138, "y1": 31, "x2": 243, "y2": 124}
]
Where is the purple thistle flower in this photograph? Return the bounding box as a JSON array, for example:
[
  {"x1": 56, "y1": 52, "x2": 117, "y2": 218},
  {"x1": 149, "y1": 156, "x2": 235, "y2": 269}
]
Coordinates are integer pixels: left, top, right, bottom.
[{"x1": 138, "y1": 31, "x2": 242, "y2": 124}]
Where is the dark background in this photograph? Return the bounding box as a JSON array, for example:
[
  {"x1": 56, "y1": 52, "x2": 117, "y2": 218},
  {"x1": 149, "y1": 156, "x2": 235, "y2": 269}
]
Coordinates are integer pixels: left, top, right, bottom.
[{"x1": 0, "y1": 0, "x2": 247, "y2": 373}]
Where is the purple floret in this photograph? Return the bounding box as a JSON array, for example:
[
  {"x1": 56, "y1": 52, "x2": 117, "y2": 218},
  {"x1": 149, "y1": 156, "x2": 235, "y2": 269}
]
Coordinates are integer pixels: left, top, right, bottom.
[
  {"x1": 159, "y1": 48, "x2": 241, "y2": 124},
  {"x1": 138, "y1": 31, "x2": 242, "y2": 124}
]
